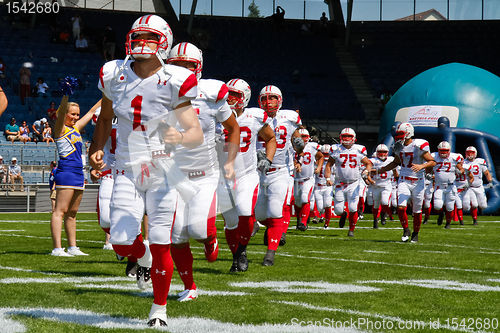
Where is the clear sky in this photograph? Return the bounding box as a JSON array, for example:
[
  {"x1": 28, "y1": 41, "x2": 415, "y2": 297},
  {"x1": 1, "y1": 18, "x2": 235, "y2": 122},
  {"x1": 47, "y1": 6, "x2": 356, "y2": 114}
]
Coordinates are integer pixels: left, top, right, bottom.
[{"x1": 168, "y1": 0, "x2": 500, "y2": 21}]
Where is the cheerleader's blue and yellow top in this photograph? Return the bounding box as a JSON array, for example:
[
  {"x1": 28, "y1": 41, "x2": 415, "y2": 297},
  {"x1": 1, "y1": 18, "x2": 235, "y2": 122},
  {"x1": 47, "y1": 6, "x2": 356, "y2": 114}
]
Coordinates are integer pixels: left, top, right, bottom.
[{"x1": 54, "y1": 125, "x2": 85, "y2": 189}]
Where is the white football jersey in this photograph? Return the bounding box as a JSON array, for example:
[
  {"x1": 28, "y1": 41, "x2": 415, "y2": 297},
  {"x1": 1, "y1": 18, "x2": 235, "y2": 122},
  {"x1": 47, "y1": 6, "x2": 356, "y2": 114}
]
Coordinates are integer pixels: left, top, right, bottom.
[
  {"x1": 329, "y1": 143, "x2": 367, "y2": 183},
  {"x1": 464, "y1": 158, "x2": 488, "y2": 187},
  {"x1": 431, "y1": 152, "x2": 463, "y2": 185},
  {"x1": 233, "y1": 107, "x2": 270, "y2": 176},
  {"x1": 397, "y1": 139, "x2": 430, "y2": 179},
  {"x1": 295, "y1": 141, "x2": 321, "y2": 180},
  {"x1": 102, "y1": 121, "x2": 118, "y2": 171},
  {"x1": 370, "y1": 156, "x2": 394, "y2": 186},
  {"x1": 268, "y1": 109, "x2": 302, "y2": 169},
  {"x1": 315, "y1": 153, "x2": 331, "y2": 185},
  {"x1": 98, "y1": 60, "x2": 198, "y2": 169},
  {"x1": 175, "y1": 79, "x2": 232, "y2": 174}
]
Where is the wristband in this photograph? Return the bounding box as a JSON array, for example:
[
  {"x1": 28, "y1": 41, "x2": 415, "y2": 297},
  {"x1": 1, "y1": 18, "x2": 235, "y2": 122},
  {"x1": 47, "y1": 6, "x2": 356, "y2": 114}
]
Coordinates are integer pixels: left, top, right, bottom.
[{"x1": 326, "y1": 177, "x2": 331, "y2": 181}]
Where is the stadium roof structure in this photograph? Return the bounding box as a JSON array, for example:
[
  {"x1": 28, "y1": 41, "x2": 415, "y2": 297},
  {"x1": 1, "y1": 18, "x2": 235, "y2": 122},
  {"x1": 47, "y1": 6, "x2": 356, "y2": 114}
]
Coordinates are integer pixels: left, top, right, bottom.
[{"x1": 396, "y1": 9, "x2": 447, "y2": 21}]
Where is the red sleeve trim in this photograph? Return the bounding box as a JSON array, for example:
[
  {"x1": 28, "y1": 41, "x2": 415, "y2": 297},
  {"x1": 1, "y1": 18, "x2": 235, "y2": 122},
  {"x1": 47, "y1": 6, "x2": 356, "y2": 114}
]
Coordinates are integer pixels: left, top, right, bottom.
[
  {"x1": 216, "y1": 84, "x2": 229, "y2": 102},
  {"x1": 99, "y1": 66, "x2": 104, "y2": 89},
  {"x1": 361, "y1": 146, "x2": 367, "y2": 154},
  {"x1": 296, "y1": 114, "x2": 301, "y2": 125},
  {"x1": 179, "y1": 74, "x2": 197, "y2": 98},
  {"x1": 262, "y1": 110, "x2": 268, "y2": 123},
  {"x1": 420, "y1": 142, "x2": 429, "y2": 150}
]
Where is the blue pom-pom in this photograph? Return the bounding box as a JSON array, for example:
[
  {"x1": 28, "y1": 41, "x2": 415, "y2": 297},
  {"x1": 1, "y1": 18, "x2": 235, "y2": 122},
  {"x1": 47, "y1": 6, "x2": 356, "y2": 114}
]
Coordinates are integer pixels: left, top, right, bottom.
[{"x1": 59, "y1": 76, "x2": 79, "y2": 96}]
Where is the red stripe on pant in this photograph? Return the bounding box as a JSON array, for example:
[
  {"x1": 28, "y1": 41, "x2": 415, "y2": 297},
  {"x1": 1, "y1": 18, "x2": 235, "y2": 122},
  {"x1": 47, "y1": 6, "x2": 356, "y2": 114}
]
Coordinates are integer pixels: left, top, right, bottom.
[
  {"x1": 112, "y1": 234, "x2": 145, "y2": 258},
  {"x1": 206, "y1": 190, "x2": 218, "y2": 240},
  {"x1": 170, "y1": 244, "x2": 196, "y2": 291},
  {"x1": 263, "y1": 218, "x2": 282, "y2": 251},
  {"x1": 150, "y1": 244, "x2": 174, "y2": 306}
]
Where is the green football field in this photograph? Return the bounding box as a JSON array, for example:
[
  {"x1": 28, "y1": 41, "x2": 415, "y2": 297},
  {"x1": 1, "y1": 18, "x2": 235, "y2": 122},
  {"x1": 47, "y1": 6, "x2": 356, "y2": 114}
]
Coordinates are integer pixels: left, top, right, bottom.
[{"x1": 0, "y1": 212, "x2": 499, "y2": 333}]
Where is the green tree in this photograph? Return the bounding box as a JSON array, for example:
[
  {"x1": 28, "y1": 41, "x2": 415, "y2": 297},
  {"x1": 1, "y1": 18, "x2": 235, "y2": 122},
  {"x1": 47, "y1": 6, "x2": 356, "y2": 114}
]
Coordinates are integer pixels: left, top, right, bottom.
[{"x1": 248, "y1": 1, "x2": 261, "y2": 18}]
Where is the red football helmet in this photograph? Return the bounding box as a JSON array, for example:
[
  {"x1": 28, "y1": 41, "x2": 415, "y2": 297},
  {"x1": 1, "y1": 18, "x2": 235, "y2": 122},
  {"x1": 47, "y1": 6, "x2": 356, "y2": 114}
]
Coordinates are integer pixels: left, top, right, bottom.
[
  {"x1": 340, "y1": 128, "x2": 356, "y2": 148},
  {"x1": 437, "y1": 141, "x2": 451, "y2": 159},
  {"x1": 465, "y1": 146, "x2": 477, "y2": 161}
]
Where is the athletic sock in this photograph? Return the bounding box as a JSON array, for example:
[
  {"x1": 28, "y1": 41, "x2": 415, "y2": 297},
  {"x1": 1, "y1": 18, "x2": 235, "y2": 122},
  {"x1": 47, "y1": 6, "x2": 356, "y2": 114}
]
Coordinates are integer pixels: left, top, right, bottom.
[
  {"x1": 237, "y1": 215, "x2": 253, "y2": 246},
  {"x1": 266, "y1": 218, "x2": 283, "y2": 251},
  {"x1": 170, "y1": 244, "x2": 195, "y2": 291},
  {"x1": 348, "y1": 211, "x2": 358, "y2": 231},
  {"x1": 397, "y1": 207, "x2": 409, "y2": 229},
  {"x1": 413, "y1": 212, "x2": 422, "y2": 233},
  {"x1": 149, "y1": 244, "x2": 174, "y2": 306},
  {"x1": 301, "y1": 203, "x2": 310, "y2": 226}
]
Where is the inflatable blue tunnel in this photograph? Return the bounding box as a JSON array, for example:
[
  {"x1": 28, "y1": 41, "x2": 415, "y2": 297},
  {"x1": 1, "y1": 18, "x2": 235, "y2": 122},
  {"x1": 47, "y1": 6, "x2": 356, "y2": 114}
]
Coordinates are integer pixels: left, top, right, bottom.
[{"x1": 379, "y1": 63, "x2": 500, "y2": 214}]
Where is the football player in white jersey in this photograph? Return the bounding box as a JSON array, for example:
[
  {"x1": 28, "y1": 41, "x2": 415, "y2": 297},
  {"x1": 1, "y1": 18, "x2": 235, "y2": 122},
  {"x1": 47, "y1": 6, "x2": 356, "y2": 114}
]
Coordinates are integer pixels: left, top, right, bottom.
[
  {"x1": 166, "y1": 43, "x2": 240, "y2": 300},
  {"x1": 314, "y1": 144, "x2": 334, "y2": 229},
  {"x1": 430, "y1": 141, "x2": 471, "y2": 229},
  {"x1": 255, "y1": 85, "x2": 303, "y2": 266},
  {"x1": 325, "y1": 128, "x2": 373, "y2": 237},
  {"x1": 422, "y1": 172, "x2": 434, "y2": 225},
  {"x1": 369, "y1": 144, "x2": 396, "y2": 229},
  {"x1": 220, "y1": 78, "x2": 276, "y2": 272},
  {"x1": 294, "y1": 128, "x2": 324, "y2": 231},
  {"x1": 89, "y1": 15, "x2": 203, "y2": 327},
  {"x1": 454, "y1": 153, "x2": 469, "y2": 225},
  {"x1": 375, "y1": 122, "x2": 436, "y2": 243},
  {"x1": 463, "y1": 146, "x2": 494, "y2": 225}
]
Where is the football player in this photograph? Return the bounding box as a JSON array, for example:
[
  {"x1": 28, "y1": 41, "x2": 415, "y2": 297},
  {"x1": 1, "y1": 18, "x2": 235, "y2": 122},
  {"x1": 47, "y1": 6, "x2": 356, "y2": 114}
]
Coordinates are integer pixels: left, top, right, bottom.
[
  {"x1": 375, "y1": 122, "x2": 436, "y2": 243},
  {"x1": 293, "y1": 128, "x2": 324, "y2": 231},
  {"x1": 166, "y1": 42, "x2": 240, "y2": 300},
  {"x1": 254, "y1": 85, "x2": 303, "y2": 266},
  {"x1": 325, "y1": 128, "x2": 373, "y2": 237},
  {"x1": 463, "y1": 146, "x2": 494, "y2": 225},
  {"x1": 454, "y1": 153, "x2": 469, "y2": 225},
  {"x1": 422, "y1": 171, "x2": 434, "y2": 225},
  {"x1": 220, "y1": 78, "x2": 276, "y2": 272},
  {"x1": 430, "y1": 141, "x2": 471, "y2": 229},
  {"x1": 89, "y1": 15, "x2": 203, "y2": 327},
  {"x1": 369, "y1": 144, "x2": 396, "y2": 229},
  {"x1": 314, "y1": 144, "x2": 334, "y2": 229}
]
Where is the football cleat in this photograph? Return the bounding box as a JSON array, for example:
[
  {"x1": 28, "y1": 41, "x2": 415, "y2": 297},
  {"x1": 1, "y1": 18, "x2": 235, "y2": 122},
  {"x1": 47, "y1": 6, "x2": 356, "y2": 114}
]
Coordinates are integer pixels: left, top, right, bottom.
[
  {"x1": 103, "y1": 243, "x2": 113, "y2": 250},
  {"x1": 373, "y1": 219, "x2": 379, "y2": 229},
  {"x1": 147, "y1": 303, "x2": 167, "y2": 327},
  {"x1": 347, "y1": 230, "x2": 354, "y2": 237},
  {"x1": 437, "y1": 212, "x2": 444, "y2": 226},
  {"x1": 67, "y1": 246, "x2": 89, "y2": 256},
  {"x1": 177, "y1": 288, "x2": 198, "y2": 302},
  {"x1": 136, "y1": 265, "x2": 152, "y2": 290},
  {"x1": 401, "y1": 228, "x2": 411, "y2": 242},
  {"x1": 358, "y1": 213, "x2": 364, "y2": 220},
  {"x1": 323, "y1": 224, "x2": 328, "y2": 229},
  {"x1": 459, "y1": 219, "x2": 464, "y2": 225},
  {"x1": 229, "y1": 261, "x2": 240, "y2": 272},
  {"x1": 235, "y1": 244, "x2": 249, "y2": 271},
  {"x1": 311, "y1": 218, "x2": 319, "y2": 224},
  {"x1": 296, "y1": 221, "x2": 307, "y2": 232},
  {"x1": 423, "y1": 217, "x2": 428, "y2": 225},
  {"x1": 116, "y1": 253, "x2": 125, "y2": 261},
  {"x1": 381, "y1": 214, "x2": 387, "y2": 225},
  {"x1": 410, "y1": 232, "x2": 419, "y2": 243},
  {"x1": 126, "y1": 261, "x2": 138, "y2": 278},
  {"x1": 339, "y1": 212, "x2": 347, "y2": 228},
  {"x1": 262, "y1": 249, "x2": 275, "y2": 266},
  {"x1": 50, "y1": 248, "x2": 73, "y2": 257},
  {"x1": 204, "y1": 237, "x2": 219, "y2": 262},
  {"x1": 444, "y1": 223, "x2": 451, "y2": 229},
  {"x1": 473, "y1": 218, "x2": 478, "y2": 225},
  {"x1": 279, "y1": 232, "x2": 286, "y2": 246}
]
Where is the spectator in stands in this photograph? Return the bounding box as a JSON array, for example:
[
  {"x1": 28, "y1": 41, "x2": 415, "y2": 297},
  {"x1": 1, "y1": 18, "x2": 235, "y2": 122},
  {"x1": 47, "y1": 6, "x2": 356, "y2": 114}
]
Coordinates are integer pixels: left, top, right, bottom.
[
  {"x1": 59, "y1": 29, "x2": 70, "y2": 44},
  {"x1": 19, "y1": 63, "x2": 32, "y2": 105},
  {"x1": 102, "y1": 25, "x2": 116, "y2": 61},
  {"x1": 47, "y1": 101, "x2": 57, "y2": 129},
  {"x1": 0, "y1": 84, "x2": 7, "y2": 117},
  {"x1": 8, "y1": 157, "x2": 24, "y2": 191},
  {"x1": 320, "y1": 12, "x2": 328, "y2": 27},
  {"x1": 75, "y1": 34, "x2": 89, "y2": 52},
  {"x1": 0, "y1": 58, "x2": 6, "y2": 79},
  {"x1": 19, "y1": 120, "x2": 31, "y2": 143},
  {"x1": 42, "y1": 121, "x2": 54, "y2": 145},
  {"x1": 0, "y1": 156, "x2": 7, "y2": 185},
  {"x1": 35, "y1": 77, "x2": 49, "y2": 97},
  {"x1": 31, "y1": 117, "x2": 47, "y2": 143},
  {"x1": 71, "y1": 15, "x2": 81, "y2": 40},
  {"x1": 271, "y1": 6, "x2": 285, "y2": 29},
  {"x1": 5, "y1": 117, "x2": 21, "y2": 143},
  {"x1": 49, "y1": 160, "x2": 57, "y2": 212}
]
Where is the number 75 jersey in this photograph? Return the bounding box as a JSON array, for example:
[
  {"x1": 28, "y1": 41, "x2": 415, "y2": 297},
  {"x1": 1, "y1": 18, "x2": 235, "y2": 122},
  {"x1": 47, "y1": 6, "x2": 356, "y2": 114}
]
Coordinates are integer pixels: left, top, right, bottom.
[
  {"x1": 98, "y1": 60, "x2": 198, "y2": 169},
  {"x1": 329, "y1": 143, "x2": 367, "y2": 183}
]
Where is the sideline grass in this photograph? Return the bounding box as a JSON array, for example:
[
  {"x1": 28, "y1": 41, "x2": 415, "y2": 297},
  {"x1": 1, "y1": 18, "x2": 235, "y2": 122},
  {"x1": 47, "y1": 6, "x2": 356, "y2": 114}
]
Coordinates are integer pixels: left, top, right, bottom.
[{"x1": 0, "y1": 212, "x2": 499, "y2": 332}]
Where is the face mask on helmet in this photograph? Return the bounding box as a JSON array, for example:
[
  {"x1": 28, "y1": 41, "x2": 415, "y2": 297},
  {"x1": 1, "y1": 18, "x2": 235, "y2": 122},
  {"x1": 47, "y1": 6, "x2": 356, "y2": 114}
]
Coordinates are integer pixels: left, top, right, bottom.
[
  {"x1": 437, "y1": 141, "x2": 451, "y2": 159},
  {"x1": 258, "y1": 85, "x2": 282, "y2": 115},
  {"x1": 466, "y1": 147, "x2": 477, "y2": 161},
  {"x1": 298, "y1": 128, "x2": 310, "y2": 143},
  {"x1": 377, "y1": 150, "x2": 388, "y2": 160},
  {"x1": 226, "y1": 79, "x2": 251, "y2": 111},
  {"x1": 321, "y1": 144, "x2": 331, "y2": 157},
  {"x1": 340, "y1": 134, "x2": 355, "y2": 147},
  {"x1": 125, "y1": 15, "x2": 173, "y2": 62},
  {"x1": 166, "y1": 42, "x2": 203, "y2": 80}
]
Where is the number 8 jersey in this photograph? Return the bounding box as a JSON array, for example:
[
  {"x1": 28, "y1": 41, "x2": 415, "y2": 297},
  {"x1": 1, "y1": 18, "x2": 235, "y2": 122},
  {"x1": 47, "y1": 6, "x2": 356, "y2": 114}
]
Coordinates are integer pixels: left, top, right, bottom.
[
  {"x1": 329, "y1": 143, "x2": 367, "y2": 183},
  {"x1": 98, "y1": 60, "x2": 198, "y2": 169}
]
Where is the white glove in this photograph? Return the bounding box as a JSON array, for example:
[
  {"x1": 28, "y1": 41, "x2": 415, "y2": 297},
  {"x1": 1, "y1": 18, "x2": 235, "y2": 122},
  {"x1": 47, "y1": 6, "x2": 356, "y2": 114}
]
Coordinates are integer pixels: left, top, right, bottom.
[{"x1": 425, "y1": 173, "x2": 433, "y2": 181}]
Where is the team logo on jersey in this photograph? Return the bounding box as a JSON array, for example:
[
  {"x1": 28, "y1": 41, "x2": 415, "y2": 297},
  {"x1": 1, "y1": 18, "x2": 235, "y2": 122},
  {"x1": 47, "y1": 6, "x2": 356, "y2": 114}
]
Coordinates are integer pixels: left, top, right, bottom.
[{"x1": 157, "y1": 79, "x2": 168, "y2": 86}]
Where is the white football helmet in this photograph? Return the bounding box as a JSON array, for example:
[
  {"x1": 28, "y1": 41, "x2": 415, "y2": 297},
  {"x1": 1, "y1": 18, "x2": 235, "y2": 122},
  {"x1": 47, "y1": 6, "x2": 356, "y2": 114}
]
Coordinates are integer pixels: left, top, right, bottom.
[
  {"x1": 299, "y1": 128, "x2": 310, "y2": 143},
  {"x1": 394, "y1": 122, "x2": 414, "y2": 144},
  {"x1": 226, "y1": 78, "x2": 251, "y2": 111},
  {"x1": 376, "y1": 143, "x2": 389, "y2": 160},
  {"x1": 340, "y1": 128, "x2": 356, "y2": 148},
  {"x1": 258, "y1": 85, "x2": 282, "y2": 115},
  {"x1": 321, "y1": 144, "x2": 331, "y2": 156},
  {"x1": 126, "y1": 15, "x2": 173, "y2": 61},
  {"x1": 465, "y1": 146, "x2": 477, "y2": 161},
  {"x1": 166, "y1": 42, "x2": 203, "y2": 80},
  {"x1": 437, "y1": 141, "x2": 451, "y2": 159}
]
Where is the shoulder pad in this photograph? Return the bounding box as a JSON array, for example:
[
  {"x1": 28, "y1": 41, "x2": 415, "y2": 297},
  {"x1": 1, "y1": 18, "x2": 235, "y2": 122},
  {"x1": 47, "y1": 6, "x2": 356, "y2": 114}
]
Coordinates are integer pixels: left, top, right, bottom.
[
  {"x1": 414, "y1": 139, "x2": 430, "y2": 151},
  {"x1": 199, "y1": 79, "x2": 229, "y2": 103},
  {"x1": 98, "y1": 60, "x2": 124, "y2": 98}
]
